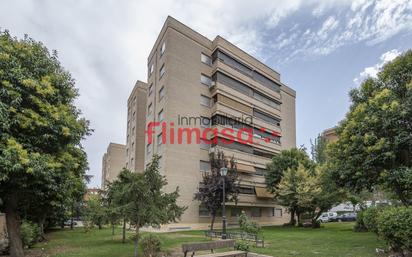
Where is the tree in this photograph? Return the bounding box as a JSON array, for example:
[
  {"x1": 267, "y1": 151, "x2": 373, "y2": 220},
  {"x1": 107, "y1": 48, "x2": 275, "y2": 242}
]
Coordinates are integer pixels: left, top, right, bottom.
[
  {"x1": 311, "y1": 134, "x2": 328, "y2": 164},
  {"x1": 329, "y1": 50, "x2": 412, "y2": 206},
  {"x1": 266, "y1": 148, "x2": 314, "y2": 225},
  {"x1": 114, "y1": 156, "x2": 186, "y2": 257},
  {"x1": 83, "y1": 195, "x2": 106, "y2": 231},
  {"x1": 0, "y1": 31, "x2": 90, "y2": 257},
  {"x1": 194, "y1": 150, "x2": 239, "y2": 230}
]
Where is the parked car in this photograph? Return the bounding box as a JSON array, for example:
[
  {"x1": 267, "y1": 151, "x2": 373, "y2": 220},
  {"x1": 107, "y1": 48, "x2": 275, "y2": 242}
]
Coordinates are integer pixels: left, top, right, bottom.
[
  {"x1": 63, "y1": 220, "x2": 78, "y2": 226},
  {"x1": 331, "y1": 213, "x2": 357, "y2": 222},
  {"x1": 317, "y1": 212, "x2": 338, "y2": 223},
  {"x1": 317, "y1": 213, "x2": 330, "y2": 223}
]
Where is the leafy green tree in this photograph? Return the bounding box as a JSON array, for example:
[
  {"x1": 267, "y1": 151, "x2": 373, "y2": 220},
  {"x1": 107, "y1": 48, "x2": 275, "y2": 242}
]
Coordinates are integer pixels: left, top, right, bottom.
[
  {"x1": 266, "y1": 148, "x2": 314, "y2": 225},
  {"x1": 311, "y1": 134, "x2": 328, "y2": 164},
  {"x1": 194, "y1": 150, "x2": 239, "y2": 230},
  {"x1": 112, "y1": 156, "x2": 186, "y2": 257},
  {"x1": 0, "y1": 31, "x2": 90, "y2": 256},
  {"x1": 83, "y1": 195, "x2": 106, "y2": 231},
  {"x1": 328, "y1": 50, "x2": 412, "y2": 206}
]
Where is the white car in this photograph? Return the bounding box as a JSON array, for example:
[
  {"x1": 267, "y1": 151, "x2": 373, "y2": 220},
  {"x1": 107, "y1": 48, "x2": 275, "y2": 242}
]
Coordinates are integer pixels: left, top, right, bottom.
[{"x1": 317, "y1": 212, "x2": 338, "y2": 223}]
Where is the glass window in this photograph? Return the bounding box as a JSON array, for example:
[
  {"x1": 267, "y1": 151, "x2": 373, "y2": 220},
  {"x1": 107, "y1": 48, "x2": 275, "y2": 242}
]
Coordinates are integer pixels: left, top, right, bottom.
[
  {"x1": 201, "y1": 53, "x2": 212, "y2": 66},
  {"x1": 255, "y1": 167, "x2": 267, "y2": 176},
  {"x1": 148, "y1": 83, "x2": 153, "y2": 96},
  {"x1": 213, "y1": 72, "x2": 253, "y2": 96},
  {"x1": 199, "y1": 160, "x2": 211, "y2": 172},
  {"x1": 231, "y1": 208, "x2": 243, "y2": 217},
  {"x1": 238, "y1": 186, "x2": 254, "y2": 195},
  {"x1": 200, "y1": 116, "x2": 211, "y2": 127},
  {"x1": 147, "y1": 103, "x2": 153, "y2": 116},
  {"x1": 158, "y1": 109, "x2": 164, "y2": 122},
  {"x1": 253, "y1": 91, "x2": 281, "y2": 110},
  {"x1": 157, "y1": 133, "x2": 163, "y2": 146},
  {"x1": 200, "y1": 138, "x2": 211, "y2": 150},
  {"x1": 160, "y1": 41, "x2": 166, "y2": 56},
  {"x1": 272, "y1": 208, "x2": 283, "y2": 217},
  {"x1": 149, "y1": 63, "x2": 154, "y2": 76},
  {"x1": 200, "y1": 74, "x2": 213, "y2": 87},
  {"x1": 200, "y1": 95, "x2": 211, "y2": 107},
  {"x1": 159, "y1": 64, "x2": 165, "y2": 78},
  {"x1": 251, "y1": 207, "x2": 262, "y2": 217},
  {"x1": 159, "y1": 86, "x2": 165, "y2": 100},
  {"x1": 253, "y1": 109, "x2": 281, "y2": 127},
  {"x1": 199, "y1": 205, "x2": 209, "y2": 217}
]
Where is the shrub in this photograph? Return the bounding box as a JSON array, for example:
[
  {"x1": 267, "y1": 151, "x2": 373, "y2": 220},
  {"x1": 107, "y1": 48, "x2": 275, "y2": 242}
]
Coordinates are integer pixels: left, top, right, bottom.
[
  {"x1": 20, "y1": 220, "x2": 40, "y2": 248},
  {"x1": 354, "y1": 210, "x2": 368, "y2": 232},
  {"x1": 363, "y1": 207, "x2": 380, "y2": 234},
  {"x1": 141, "y1": 234, "x2": 162, "y2": 257},
  {"x1": 235, "y1": 241, "x2": 250, "y2": 252},
  {"x1": 376, "y1": 207, "x2": 412, "y2": 252},
  {"x1": 238, "y1": 211, "x2": 260, "y2": 234}
]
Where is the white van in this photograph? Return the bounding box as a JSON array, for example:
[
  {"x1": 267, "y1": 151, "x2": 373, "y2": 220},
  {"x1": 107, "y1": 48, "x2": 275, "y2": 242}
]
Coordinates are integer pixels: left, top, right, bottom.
[{"x1": 317, "y1": 212, "x2": 338, "y2": 223}]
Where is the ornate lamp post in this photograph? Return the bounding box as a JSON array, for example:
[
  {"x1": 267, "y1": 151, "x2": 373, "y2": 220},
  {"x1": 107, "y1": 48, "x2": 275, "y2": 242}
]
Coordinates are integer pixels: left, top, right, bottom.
[{"x1": 220, "y1": 167, "x2": 228, "y2": 239}]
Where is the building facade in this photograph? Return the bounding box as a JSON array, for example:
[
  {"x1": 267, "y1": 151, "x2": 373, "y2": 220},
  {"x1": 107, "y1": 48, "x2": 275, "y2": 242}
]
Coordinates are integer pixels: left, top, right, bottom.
[
  {"x1": 322, "y1": 127, "x2": 338, "y2": 142},
  {"x1": 101, "y1": 143, "x2": 126, "y2": 188},
  {"x1": 125, "y1": 81, "x2": 147, "y2": 172},
  {"x1": 142, "y1": 16, "x2": 296, "y2": 230}
]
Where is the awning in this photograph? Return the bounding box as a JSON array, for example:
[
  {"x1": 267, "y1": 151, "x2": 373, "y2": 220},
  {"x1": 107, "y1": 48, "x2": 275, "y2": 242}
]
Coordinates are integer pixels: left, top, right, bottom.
[
  {"x1": 255, "y1": 187, "x2": 274, "y2": 199},
  {"x1": 236, "y1": 163, "x2": 256, "y2": 174}
]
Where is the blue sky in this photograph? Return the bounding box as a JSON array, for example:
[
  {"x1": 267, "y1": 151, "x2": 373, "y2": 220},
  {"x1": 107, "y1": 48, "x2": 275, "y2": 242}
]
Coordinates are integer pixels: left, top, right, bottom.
[{"x1": 1, "y1": 0, "x2": 412, "y2": 187}]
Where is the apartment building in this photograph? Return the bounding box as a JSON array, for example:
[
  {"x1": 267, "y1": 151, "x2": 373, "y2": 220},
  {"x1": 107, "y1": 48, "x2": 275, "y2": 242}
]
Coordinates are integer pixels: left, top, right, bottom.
[
  {"x1": 101, "y1": 143, "x2": 126, "y2": 188},
  {"x1": 322, "y1": 127, "x2": 338, "y2": 142},
  {"x1": 125, "y1": 81, "x2": 148, "y2": 172},
  {"x1": 142, "y1": 16, "x2": 296, "y2": 230}
]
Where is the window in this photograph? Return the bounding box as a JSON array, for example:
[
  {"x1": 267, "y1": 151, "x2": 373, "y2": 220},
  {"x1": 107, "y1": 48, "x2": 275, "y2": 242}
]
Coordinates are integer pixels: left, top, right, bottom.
[
  {"x1": 251, "y1": 207, "x2": 262, "y2": 217},
  {"x1": 160, "y1": 41, "x2": 166, "y2": 56},
  {"x1": 159, "y1": 64, "x2": 165, "y2": 78},
  {"x1": 199, "y1": 205, "x2": 209, "y2": 217},
  {"x1": 149, "y1": 63, "x2": 154, "y2": 76},
  {"x1": 213, "y1": 71, "x2": 253, "y2": 96},
  {"x1": 238, "y1": 186, "x2": 254, "y2": 195},
  {"x1": 200, "y1": 74, "x2": 213, "y2": 87},
  {"x1": 253, "y1": 109, "x2": 281, "y2": 127},
  {"x1": 200, "y1": 95, "x2": 211, "y2": 107},
  {"x1": 147, "y1": 103, "x2": 153, "y2": 116},
  {"x1": 158, "y1": 109, "x2": 164, "y2": 121},
  {"x1": 199, "y1": 161, "x2": 211, "y2": 172},
  {"x1": 200, "y1": 116, "x2": 211, "y2": 128},
  {"x1": 255, "y1": 167, "x2": 267, "y2": 176},
  {"x1": 253, "y1": 91, "x2": 281, "y2": 110},
  {"x1": 272, "y1": 208, "x2": 283, "y2": 218},
  {"x1": 201, "y1": 53, "x2": 212, "y2": 66},
  {"x1": 148, "y1": 83, "x2": 153, "y2": 96},
  {"x1": 146, "y1": 144, "x2": 152, "y2": 156},
  {"x1": 200, "y1": 138, "x2": 210, "y2": 150},
  {"x1": 231, "y1": 208, "x2": 243, "y2": 217},
  {"x1": 159, "y1": 86, "x2": 165, "y2": 100},
  {"x1": 157, "y1": 133, "x2": 163, "y2": 146}
]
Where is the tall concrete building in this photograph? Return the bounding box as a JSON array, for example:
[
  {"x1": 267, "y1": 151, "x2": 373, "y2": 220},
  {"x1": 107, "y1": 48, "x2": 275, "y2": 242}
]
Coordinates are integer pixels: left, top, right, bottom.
[
  {"x1": 141, "y1": 16, "x2": 296, "y2": 230},
  {"x1": 125, "y1": 81, "x2": 148, "y2": 172},
  {"x1": 101, "y1": 143, "x2": 126, "y2": 188},
  {"x1": 322, "y1": 127, "x2": 338, "y2": 142}
]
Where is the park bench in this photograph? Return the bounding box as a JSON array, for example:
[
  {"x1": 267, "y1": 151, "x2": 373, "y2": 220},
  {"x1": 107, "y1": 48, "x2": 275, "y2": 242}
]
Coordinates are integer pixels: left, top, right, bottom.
[
  {"x1": 204, "y1": 230, "x2": 264, "y2": 247},
  {"x1": 182, "y1": 239, "x2": 246, "y2": 257}
]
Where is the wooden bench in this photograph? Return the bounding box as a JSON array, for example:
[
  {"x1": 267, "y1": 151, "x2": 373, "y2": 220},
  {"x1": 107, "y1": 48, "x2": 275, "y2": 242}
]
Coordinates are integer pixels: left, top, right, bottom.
[{"x1": 182, "y1": 240, "x2": 246, "y2": 257}]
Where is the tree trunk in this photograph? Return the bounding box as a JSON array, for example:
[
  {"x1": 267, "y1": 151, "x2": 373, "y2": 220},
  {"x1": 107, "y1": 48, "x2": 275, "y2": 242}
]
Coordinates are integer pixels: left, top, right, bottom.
[
  {"x1": 5, "y1": 193, "x2": 25, "y2": 257},
  {"x1": 38, "y1": 215, "x2": 46, "y2": 241},
  {"x1": 111, "y1": 222, "x2": 115, "y2": 236},
  {"x1": 289, "y1": 209, "x2": 296, "y2": 225},
  {"x1": 134, "y1": 226, "x2": 140, "y2": 257},
  {"x1": 70, "y1": 204, "x2": 74, "y2": 230},
  {"x1": 210, "y1": 214, "x2": 216, "y2": 231},
  {"x1": 122, "y1": 218, "x2": 126, "y2": 243},
  {"x1": 296, "y1": 210, "x2": 302, "y2": 227}
]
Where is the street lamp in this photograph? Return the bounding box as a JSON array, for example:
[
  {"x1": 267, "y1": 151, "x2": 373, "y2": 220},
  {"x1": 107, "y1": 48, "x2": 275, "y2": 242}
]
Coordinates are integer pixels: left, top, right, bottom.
[{"x1": 220, "y1": 167, "x2": 228, "y2": 240}]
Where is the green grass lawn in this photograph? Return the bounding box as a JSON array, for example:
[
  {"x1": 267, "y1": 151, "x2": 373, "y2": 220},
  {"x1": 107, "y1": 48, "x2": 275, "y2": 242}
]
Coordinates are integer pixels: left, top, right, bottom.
[{"x1": 33, "y1": 222, "x2": 384, "y2": 257}]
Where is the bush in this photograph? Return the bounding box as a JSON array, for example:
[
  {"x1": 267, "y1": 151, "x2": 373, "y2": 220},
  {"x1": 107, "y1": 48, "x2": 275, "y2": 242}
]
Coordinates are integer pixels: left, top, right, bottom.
[
  {"x1": 376, "y1": 207, "x2": 412, "y2": 252},
  {"x1": 141, "y1": 234, "x2": 162, "y2": 257},
  {"x1": 20, "y1": 220, "x2": 40, "y2": 248},
  {"x1": 363, "y1": 207, "x2": 380, "y2": 233},
  {"x1": 354, "y1": 210, "x2": 368, "y2": 232},
  {"x1": 235, "y1": 241, "x2": 250, "y2": 252},
  {"x1": 238, "y1": 211, "x2": 260, "y2": 234}
]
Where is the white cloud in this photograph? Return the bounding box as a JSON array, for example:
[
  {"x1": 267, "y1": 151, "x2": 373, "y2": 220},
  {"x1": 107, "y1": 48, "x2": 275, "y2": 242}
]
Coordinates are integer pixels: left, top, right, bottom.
[{"x1": 353, "y1": 49, "x2": 401, "y2": 84}]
